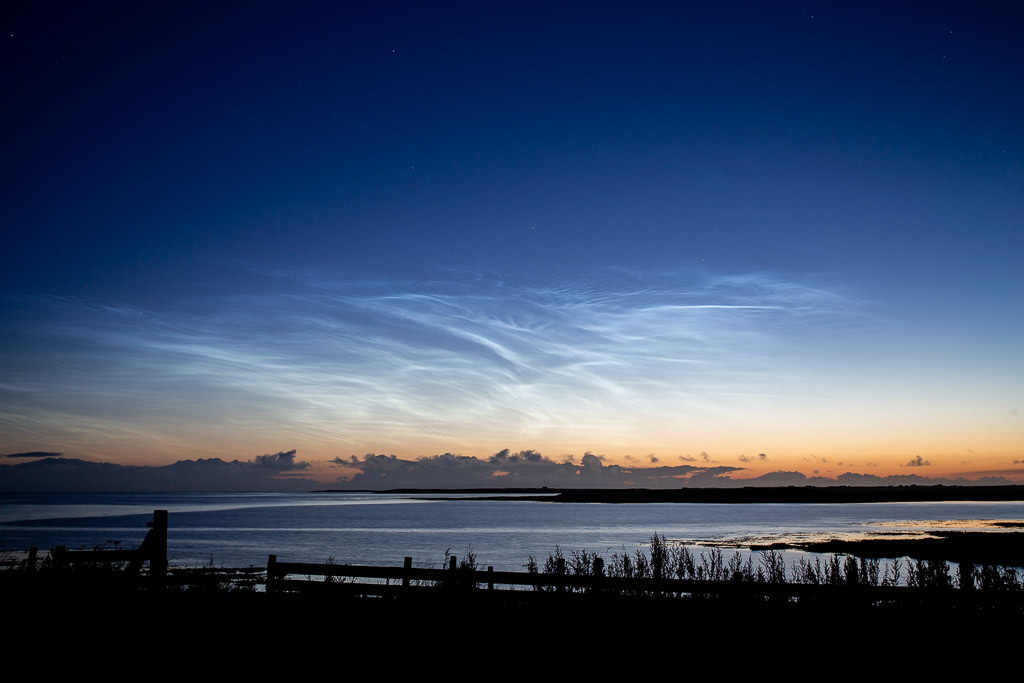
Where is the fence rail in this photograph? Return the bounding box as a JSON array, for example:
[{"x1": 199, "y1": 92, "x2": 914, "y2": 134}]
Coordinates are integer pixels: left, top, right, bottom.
[{"x1": 263, "y1": 552, "x2": 1024, "y2": 611}]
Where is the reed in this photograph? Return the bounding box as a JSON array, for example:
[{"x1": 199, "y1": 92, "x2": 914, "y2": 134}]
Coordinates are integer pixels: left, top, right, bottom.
[{"x1": 522, "y1": 533, "x2": 1024, "y2": 594}]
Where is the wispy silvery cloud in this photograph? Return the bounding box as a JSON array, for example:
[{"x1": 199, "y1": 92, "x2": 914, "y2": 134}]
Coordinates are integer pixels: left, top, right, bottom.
[{"x1": 0, "y1": 268, "x2": 860, "y2": 460}]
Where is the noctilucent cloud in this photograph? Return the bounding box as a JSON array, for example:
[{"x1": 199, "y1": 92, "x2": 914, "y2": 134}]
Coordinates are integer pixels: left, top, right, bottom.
[{"x1": 2, "y1": 3, "x2": 1021, "y2": 486}]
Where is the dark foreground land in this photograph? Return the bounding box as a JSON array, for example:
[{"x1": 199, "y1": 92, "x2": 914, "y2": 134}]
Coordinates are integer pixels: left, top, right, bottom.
[
  {"x1": 5, "y1": 540, "x2": 1022, "y2": 673},
  {"x1": 8, "y1": 492, "x2": 1024, "y2": 672},
  {"x1": 5, "y1": 576, "x2": 1018, "y2": 674}
]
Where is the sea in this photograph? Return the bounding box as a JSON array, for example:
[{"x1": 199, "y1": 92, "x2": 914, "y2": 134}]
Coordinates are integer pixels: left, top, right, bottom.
[{"x1": 2, "y1": 491, "x2": 1023, "y2": 571}]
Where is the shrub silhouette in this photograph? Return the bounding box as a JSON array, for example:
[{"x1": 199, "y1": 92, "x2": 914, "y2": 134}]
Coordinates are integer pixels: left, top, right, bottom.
[
  {"x1": 758, "y1": 549, "x2": 786, "y2": 584},
  {"x1": 906, "y1": 557, "x2": 952, "y2": 590},
  {"x1": 975, "y1": 564, "x2": 1021, "y2": 591}
]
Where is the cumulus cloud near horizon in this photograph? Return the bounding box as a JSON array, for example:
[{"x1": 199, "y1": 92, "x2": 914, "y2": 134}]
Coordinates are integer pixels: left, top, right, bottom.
[
  {"x1": 333, "y1": 450, "x2": 740, "y2": 489},
  {"x1": 253, "y1": 449, "x2": 309, "y2": 470},
  {"x1": 329, "y1": 451, "x2": 1018, "y2": 490},
  {"x1": 2, "y1": 448, "x2": 1018, "y2": 492}
]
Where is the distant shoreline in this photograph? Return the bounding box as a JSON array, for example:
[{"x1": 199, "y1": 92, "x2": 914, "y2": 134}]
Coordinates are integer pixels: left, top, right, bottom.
[
  {"x1": 767, "y1": 529, "x2": 1024, "y2": 566},
  {"x1": 320, "y1": 484, "x2": 1024, "y2": 504}
]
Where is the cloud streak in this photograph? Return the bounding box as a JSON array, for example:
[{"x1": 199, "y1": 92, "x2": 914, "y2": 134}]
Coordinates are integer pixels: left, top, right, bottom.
[{"x1": 0, "y1": 268, "x2": 859, "y2": 462}]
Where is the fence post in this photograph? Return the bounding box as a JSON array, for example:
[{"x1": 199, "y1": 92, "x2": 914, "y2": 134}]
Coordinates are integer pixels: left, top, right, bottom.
[
  {"x1": 487, "y1": 566, "x2": 494, "y2": 591},
  {"x1": 267, "y1": 554, "x2": 278, "y2": 592},
  {"x1": 403, "y1": 556, "x2": 413, "y2": 589},
  {"x1": 556, "y1": 556, "x2": 565, "y2": 593},
  {"x1": 593, "y1": 557, "x2": 604, "y2": 594},
  {"x1": 26, "y1": 547, "x2": 37, "y2": 572}
]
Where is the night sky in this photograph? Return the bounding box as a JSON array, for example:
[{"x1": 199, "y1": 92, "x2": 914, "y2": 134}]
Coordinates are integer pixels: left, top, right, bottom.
[{"x1": 2, "y1": 2, "x2": 1022, "y2": 488}]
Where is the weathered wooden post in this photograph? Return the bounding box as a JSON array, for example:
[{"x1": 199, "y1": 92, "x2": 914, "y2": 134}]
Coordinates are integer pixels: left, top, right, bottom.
[
  {"x1": 556, "y1": 556, "x2": 565, "y2": 593},
  {"x1": 402, "y1": 556, "x2": 413, "y2": 589},
  {"x1": 448, "y1": 555, "x2": 458, "y2": 590},
  {"x1": 593, "y1": 556, "x2": 604, "y2": 594},
  {"x1": 487, "y1": 566, "x2": 494, "y2": 591},
  {"x1": 267, "y1": 554, "x2": 278, "y2": 592},
  {"x1": 26, "y1": 547, "x2": 37, "y2": 572}
]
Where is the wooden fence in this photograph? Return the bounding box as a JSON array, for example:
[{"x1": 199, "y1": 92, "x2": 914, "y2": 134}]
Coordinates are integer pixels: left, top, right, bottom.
[
  {"x1": 263, "y1": 552, "x2": 1024, "y2": 611},
  {"x1": 25, "y1": 509, "x2": 168, "y2": 586},
  {"x1": 9, "y1": 510, "x2": 1024, "y2": 611}
]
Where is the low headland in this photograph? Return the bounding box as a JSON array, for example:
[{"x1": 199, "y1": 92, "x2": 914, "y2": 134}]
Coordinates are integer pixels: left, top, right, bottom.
[{"x1": 343, "y1": 484, "x2": 1024, "y2": 504}]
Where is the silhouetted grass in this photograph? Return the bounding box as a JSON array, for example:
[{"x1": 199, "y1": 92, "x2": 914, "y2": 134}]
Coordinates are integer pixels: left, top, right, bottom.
[
  {"x1": 525, "y1": 533, "x2": 1024, "y2": 599},
  {"x1": 4, "y1": 532, "x2": 1022, "y2": 617}
]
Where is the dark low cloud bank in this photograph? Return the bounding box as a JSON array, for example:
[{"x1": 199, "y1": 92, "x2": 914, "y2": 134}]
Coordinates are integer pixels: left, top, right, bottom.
[
  {"x1": 0, "y1": 450, "x2": 316, "y2": 492},
  {"x1": 2, "y1": 449, "x2": 1017, "y2": 492},
  {"x1": 3, "y1": 451, "x2": 63, "y2": 459},
  {"x1": 333, "y1": 452, "x2": 1019, "y2": 490},
  {"x1": 332, "y1": 450, "x2": 736, "y2": 489}
]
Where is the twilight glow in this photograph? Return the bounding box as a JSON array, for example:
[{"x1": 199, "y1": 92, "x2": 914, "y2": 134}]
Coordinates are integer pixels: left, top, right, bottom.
[{"x1": 1, "y1": 3, "x2": 1022, "y2": 488}]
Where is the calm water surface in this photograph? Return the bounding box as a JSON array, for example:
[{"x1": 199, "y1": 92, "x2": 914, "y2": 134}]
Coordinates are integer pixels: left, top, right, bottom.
[{"x1": 2, "y1": 492, "x2": 1022, "y2": 570}]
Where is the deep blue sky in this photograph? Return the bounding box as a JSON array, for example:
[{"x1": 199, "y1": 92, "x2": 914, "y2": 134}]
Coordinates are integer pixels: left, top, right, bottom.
[{"x1": 2, "y1": 2, "x2": 1022, "y2": 484}]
